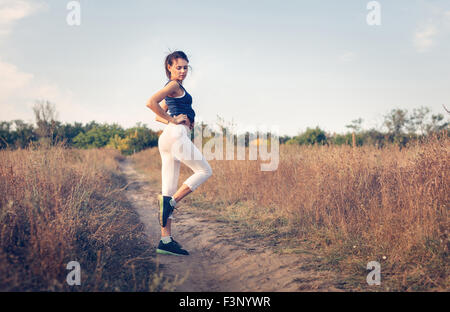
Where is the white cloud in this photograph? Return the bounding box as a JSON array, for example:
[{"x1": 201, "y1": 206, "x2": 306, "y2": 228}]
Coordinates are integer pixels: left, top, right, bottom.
[
  {"x1": 0, "y1": 1, "x2": 86, "y2": 124},
  {"x1": 413, "y1": 7, "x2": 450, "y2": 53},
  {"x1": 0, "y1": 0, "x2": 45, "y2": 37},
  {"x1": 0, "y1": 59, "x2": 34, "y2": 101},
  {"x1": 339, "y1": 51, "x2": 356, "y2": 63},
  {"x1": 0, "y1": 57, "x2": 88, "y2": 124},
  {"x1": 414, "y1": 24, "x2": 437, "y2": 53},
  {"x1": 444, "y1": 10, "x2": 450, "y2": 27}
]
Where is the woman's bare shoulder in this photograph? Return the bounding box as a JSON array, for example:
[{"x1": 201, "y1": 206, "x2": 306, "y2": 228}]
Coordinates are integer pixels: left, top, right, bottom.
[{"x1": 165, "y1": 80, "x2": 183, "y2": 97}]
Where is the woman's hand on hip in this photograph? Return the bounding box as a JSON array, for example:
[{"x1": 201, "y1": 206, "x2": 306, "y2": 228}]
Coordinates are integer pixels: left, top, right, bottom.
[{"x1": 172, "y1": 114, "x2": 188, "y2": 125}]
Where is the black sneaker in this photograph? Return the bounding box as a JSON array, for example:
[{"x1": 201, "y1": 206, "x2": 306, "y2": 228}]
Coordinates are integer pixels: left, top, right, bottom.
[
  {"x1": 171, "y1": 237, "x2": 183, "y2": 248},
  {"x1": 158, "y1": 195, "x2": 176, "y2": 227},
  {"x1": 156, "y1": 239, "x2": 189, "y2": 256}
]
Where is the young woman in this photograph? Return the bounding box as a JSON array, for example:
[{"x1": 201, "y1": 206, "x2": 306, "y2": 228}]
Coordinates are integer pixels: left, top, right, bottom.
[{"x1": 146, "y1": 51, "x2": 213, "y2": 256}]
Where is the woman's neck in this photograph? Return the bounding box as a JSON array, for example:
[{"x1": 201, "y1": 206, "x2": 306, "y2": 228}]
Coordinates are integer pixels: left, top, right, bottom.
[{"x1": 171, "y1": 79, "x2": 182, "y2": 84}]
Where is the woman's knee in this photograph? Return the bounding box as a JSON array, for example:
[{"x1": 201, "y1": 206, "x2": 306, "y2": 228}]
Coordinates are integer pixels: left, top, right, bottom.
[{"x1": 195, "y1": 162, "x2": 212, "y2": 180}]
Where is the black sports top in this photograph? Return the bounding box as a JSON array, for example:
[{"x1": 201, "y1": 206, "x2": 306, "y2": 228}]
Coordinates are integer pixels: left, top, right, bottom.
[{"x1": 164, "y1": 80, "x2": 195, "y2": 124}]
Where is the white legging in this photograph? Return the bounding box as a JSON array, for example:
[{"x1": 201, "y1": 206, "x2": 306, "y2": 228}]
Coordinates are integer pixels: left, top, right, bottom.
[{"x1": 158, "y1": 122, "x2": 212, "y2": 202}]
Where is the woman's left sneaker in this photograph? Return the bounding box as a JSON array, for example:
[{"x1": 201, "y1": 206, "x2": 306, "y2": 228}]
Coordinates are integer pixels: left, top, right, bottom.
[{"x1": 156, "y1": 239, "x2": 189, "y2": 256}]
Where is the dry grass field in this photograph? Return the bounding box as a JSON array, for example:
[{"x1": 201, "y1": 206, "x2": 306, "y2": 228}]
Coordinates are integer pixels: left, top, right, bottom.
[
  {"x1": 0, "y1": 143, "x2": 173, "y2": 291},
  {"x1": 0, "y1": 133, "x2": 447, "y2": 291},
  {"x1": 131, "y1": 132, "x2": 449, "y2": 291}
]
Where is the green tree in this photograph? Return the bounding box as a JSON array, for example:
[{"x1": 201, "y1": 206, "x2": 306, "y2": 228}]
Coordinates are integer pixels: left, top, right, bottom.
[
  {"x1": 32, "y1": 100, "x2": 58, "y2": 146},
  {"x1": 0, "y1": 121, "x2": 13, "y2": 149},
  {"x1": 345, "y1": 118, "x2": 363, "y2": 133},
  {"x1": 383, "y1": 108, "x2": 408, "y2": 136},
  {"x1": 126, "y1": 123, "x2": 159, "y2": 153},
  {"x1": 73, "y1": 123, "x2": 125, "y2": 149},
  {"x1": 406, "y1": 106, "x2": 430, "y2": 135},
  {"x1": 360, "y1": 129, "x2": 386, "y2": 148},
  {"x1": 296, "y1": 127, "x2": 328, "y2": 145},
  {"x1": 12, "y1": 120, "x2": 36, "y2": 148},
  {"x1": 279, "y1": 135, "x2": 292, "y2": 144},
  {"x1": 424, "y1": 113, "x2": 448, "y2": 135},
  {"x1": 54, "y1": 121, "x2": 85, "y2": 146}
]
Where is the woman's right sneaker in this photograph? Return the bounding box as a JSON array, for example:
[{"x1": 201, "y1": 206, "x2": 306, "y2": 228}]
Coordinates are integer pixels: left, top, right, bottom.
[
  {"x1": 156, "y1": 239, "x2": 189, "y2": 256},
  {"x1": 171, "y1": 237, "x2": 183, "y2": 248}
]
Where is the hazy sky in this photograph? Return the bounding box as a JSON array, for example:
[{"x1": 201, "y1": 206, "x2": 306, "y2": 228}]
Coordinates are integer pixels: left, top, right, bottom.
[{"x1": 1, "y1": 0, "x2": 449, "y2": 136}]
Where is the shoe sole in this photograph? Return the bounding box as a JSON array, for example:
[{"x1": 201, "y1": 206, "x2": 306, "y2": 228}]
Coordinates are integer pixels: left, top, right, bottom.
[{"x1": 156, "y1": 248, "x2": 189, "y2": 256}]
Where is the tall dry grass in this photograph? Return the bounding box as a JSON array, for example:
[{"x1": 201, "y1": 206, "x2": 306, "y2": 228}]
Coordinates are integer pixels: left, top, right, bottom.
[
  {"x1": 132, "y1": 132, "x2": 449, "y2": 291},
  {"x1": 0, "y1": 143, "x2": 173, "y2": 291}
]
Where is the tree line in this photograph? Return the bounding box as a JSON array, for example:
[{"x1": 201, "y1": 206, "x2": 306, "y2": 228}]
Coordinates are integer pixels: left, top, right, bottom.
[
  {"x1": 0, "y1": 101, "x2": 159, "y2": 155},
  {"x1": 281, "y1": 106, "x2": 448, "y2": 148},
  {"x1": 0, "y1": 101, "x2": 448, "y2": 154}
]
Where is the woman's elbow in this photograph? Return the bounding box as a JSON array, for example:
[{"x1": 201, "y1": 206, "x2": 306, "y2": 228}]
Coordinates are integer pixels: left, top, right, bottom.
[{"x1": 146, "y1": 98, "x2": 156, "y2": 110}]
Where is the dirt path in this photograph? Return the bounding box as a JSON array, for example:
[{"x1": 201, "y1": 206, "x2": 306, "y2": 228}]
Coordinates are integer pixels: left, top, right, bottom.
[{"x1": 118, "y1": 158, "x2": 343, "y2": 291}]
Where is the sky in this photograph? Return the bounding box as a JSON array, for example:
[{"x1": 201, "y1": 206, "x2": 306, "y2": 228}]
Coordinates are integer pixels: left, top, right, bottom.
[{"x1": 0, "y1": 0, "x2": 449, "y2": 136}]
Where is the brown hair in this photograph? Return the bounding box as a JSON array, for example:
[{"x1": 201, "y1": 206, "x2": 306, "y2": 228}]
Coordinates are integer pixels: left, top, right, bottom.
[{"x1": 164, "y1": 50, "x2": 192, "y2": 80}]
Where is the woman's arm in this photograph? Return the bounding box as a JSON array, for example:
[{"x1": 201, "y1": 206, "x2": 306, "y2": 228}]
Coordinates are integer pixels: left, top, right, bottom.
[
  {"x1": 146, "y1": 81, "x2": 180, "y2": 124},
  {"x1": 155, "y1": 99, "x2": 169, "y2": 124}
]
